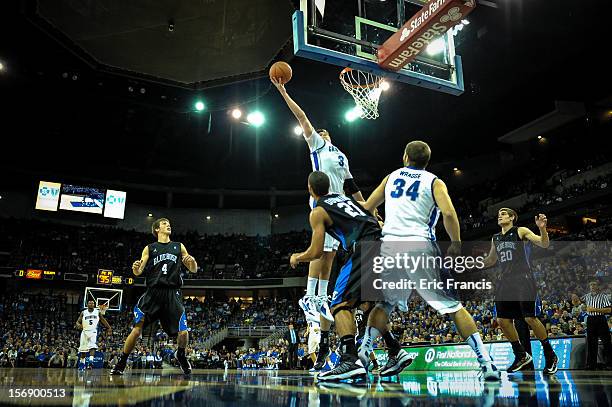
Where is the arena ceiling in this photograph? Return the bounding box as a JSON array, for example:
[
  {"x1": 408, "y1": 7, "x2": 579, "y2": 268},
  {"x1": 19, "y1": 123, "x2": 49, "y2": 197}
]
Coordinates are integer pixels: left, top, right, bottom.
[
  {"x1": 1, "y1": 0, "x2": 610, "y2": 198},
  {"x1": 31, "y1": 0, "x2": 295, "y2": 87}
]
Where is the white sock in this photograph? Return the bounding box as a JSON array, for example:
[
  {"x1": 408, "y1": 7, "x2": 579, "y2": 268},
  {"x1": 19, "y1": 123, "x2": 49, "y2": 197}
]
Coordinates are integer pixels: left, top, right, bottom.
[
  {"x1": 466, "y1": 332, "x2": 491, "y2": 363},
  {"x1": 360, "y1": 326, "x2": 381, "y2": 355},
  {"x1": 306, "y1": 277, "x2": 317, "y2": 296},
  {"x1": 317, "y1": 279, "x2": 329, "y2": 297}
]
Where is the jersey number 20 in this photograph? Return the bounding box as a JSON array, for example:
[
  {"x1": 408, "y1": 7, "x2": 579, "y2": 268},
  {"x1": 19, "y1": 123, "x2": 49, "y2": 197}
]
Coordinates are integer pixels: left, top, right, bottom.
[
  {"x1": 390, "y1": 179, "x2": 420, "y2": 201},
  {"x1": 499, "y1": 250, "x2": 513, "y2": 262}
]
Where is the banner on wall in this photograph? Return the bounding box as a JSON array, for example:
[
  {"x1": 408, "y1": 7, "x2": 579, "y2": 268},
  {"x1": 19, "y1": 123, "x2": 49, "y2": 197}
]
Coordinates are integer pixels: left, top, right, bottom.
[{"x1": 373, "y1": 337, "x2": 583, "y2": 371}]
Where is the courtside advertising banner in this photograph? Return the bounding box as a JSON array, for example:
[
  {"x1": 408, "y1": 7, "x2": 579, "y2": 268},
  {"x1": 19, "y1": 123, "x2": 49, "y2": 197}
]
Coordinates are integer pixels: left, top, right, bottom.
[{"x1": 373, "y1": 337, "x2": 578, "y2": 371}]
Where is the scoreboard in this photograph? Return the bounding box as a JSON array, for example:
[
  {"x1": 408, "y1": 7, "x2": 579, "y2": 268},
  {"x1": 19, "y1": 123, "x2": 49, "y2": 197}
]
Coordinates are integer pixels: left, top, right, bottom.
[
  {"x1": 97, "y1": 269, "x2": 134, "y2": 286},
  {"x1": 9, "y1": 268, "x2": 133, "y2": 286},
  {"x1": 14, "y1": 269, "x2": 57, "y2": 280},
  {"x1": 97, "y1": 269, "x2": 113, "y2": 285}
]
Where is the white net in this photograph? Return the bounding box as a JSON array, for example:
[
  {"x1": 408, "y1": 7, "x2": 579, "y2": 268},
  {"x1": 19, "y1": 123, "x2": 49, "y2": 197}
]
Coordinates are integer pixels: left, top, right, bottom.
[{"x1": 339, "y1": 68, "x2": 383, "y2": 120}]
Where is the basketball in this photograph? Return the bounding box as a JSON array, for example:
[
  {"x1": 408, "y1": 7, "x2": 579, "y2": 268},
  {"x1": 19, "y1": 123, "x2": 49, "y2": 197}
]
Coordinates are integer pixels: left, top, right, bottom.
[{"x1": 269, "y1": 61, "x2": 292, "y2": 84}]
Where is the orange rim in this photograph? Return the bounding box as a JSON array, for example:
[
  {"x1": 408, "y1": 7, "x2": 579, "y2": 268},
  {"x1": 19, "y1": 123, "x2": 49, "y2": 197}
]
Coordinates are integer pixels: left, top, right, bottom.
[{"x1": 339, "y1": 67, "x2": 382, "y2": 89}]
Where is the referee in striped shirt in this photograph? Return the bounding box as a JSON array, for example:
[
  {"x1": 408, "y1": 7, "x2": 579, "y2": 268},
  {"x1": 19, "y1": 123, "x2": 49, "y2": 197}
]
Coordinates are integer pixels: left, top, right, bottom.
[{"x1": 572, "y1": 280, "x2": 611, "y2": 370}]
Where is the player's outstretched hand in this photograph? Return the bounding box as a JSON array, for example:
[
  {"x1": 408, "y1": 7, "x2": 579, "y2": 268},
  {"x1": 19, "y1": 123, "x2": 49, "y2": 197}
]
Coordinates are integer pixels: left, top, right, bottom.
[
  {"x1": 289, "y1": 253, "x2": 299, "y2": 269},
  {"x1": 447, "y1": 241, "x2": 461, "y2": 257},
  {"x1": 535, "y1": 213, "x2": 547, "y2": 229},
  {"x1": 270, "y1": 77, "x2": 286, "y2": 93}
]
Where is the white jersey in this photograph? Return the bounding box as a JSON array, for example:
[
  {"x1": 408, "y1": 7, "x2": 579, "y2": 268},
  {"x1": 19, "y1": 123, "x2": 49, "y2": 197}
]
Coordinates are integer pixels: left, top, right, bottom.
[
  {"x1": 81, "y1": 308, "x2": 100, "y2": 332},
  {"x1": 306, "y1": 131, "x2": 352, "y2": 207},
  {"x1": 382, "y1": 167, "x2": 441, "y2": 241}
]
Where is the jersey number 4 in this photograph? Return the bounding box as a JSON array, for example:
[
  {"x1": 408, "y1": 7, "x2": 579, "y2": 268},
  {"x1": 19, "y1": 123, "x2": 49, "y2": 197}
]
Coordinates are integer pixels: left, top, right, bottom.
[
  {"x1": 162, "y1": 264, "x2": 168, "y2": 274},
  {"x1": 390, "y1": 179, "x2": 420, "y2": 201}
]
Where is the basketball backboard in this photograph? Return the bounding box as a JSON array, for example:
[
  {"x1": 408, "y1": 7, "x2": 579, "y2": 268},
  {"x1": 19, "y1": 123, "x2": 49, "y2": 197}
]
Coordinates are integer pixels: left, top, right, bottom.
[
  {"x1": 84, "y1": 287, "x2": 123, "y2": 312},
  {"x1": 293, "y1": 0, "x2": 473, "y2": 95}
]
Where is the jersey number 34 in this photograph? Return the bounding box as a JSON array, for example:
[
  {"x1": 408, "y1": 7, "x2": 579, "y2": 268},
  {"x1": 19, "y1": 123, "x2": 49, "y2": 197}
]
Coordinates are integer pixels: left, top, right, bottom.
[{"x1": 390, "y1": 179, "x2": 420, "y2": 201}]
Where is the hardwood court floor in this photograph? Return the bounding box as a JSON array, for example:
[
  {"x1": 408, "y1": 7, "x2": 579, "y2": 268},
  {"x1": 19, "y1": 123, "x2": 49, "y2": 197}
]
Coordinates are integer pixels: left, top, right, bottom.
[{"x1": 0, "y1": 368, "x2": 610, "y2": 406}]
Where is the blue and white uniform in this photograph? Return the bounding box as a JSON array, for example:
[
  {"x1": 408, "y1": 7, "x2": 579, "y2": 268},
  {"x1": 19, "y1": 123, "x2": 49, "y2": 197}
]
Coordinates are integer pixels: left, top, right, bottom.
[
  {"x1": 382, "y1": 166, "x2": 440, "y2": 242},
  {"x1": 306, "y1": 131, "x2": 353, "y2": 252},
  {"x1": 79, "y1": 308, "x2": 99, "y2": 352},
  {"x1": 380, "y1": 166, "x2": 462, "y2": 314},
  {"x1": 307, "y1": 318, "x2": 321, "y2": 355}
]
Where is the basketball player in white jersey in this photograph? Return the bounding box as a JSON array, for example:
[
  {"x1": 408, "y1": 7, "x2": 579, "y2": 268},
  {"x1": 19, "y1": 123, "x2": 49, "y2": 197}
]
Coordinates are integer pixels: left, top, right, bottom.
[
  {"x1": 304, "y1": 314, "x2": 322, "y2": 373},
  {"x1": 76, "y1": 299, "x2": 111, "y2": 370},
  {"x1": 359, "y1": 141, "x2": 500, "y2": 380},
  {"x1": 272, "y1": 78, "x2": 365, "y2": 354}
]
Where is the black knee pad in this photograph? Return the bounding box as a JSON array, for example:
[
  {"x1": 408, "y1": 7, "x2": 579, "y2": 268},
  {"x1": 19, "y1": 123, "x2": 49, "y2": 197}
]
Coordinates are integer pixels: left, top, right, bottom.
[{"x1": 332, "y1": 305, "x2": 354, "y2": 317}]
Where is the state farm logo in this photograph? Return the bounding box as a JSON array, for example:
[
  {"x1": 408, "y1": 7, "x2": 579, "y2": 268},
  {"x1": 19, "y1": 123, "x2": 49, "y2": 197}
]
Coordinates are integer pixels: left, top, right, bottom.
[
  {"x1": 400, "y1": 27, "x2": 410, "y2": 42},
  {"x1": 425, "y1": 348, "x2": 436, "y2": 363},
  {"x1": 440, "y1": 7, "x2": 462, "y2": 23}
]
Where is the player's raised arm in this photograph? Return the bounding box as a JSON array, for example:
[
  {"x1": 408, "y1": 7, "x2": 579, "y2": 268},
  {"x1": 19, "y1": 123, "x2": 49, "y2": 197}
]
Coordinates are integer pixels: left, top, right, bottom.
[
  {"x1": 75, "y1": 311, "x2": 83, "y2": 330},
  {"x1": 432, "y1": 179, "x2": 461, "y2": 253},
  {"x1": 342, "y1": 163, "x2": 366, "y2": 202},
  {"x1": 481, "y1": 238, "x2": 498, "y2": 269},
  {"x1": 363, "y1": 176, "x2": 389, "y2": 214},
  {"x1": 518, "y1": 214, "x2": 550, "y2": 248},
  {"x1": 132, "y1": 246, "x2": 149, "y2": 276},
  {"x1": 289, "y1": 208, "x2": 328, "y2": 268},
  {"x1": 180, "y1": 243, "x2": 198, "y2": 273},
  {"x1": 270, "y1": 78, "x2": 316, "y2": 143},
  {"x1": 100, "y1": 315, "x2": 112, "y2": 336}
]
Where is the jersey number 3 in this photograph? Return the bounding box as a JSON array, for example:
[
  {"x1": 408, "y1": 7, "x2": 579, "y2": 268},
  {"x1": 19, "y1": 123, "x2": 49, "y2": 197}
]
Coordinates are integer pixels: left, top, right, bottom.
[
  {"x1": 390, "y1": 179, "x2": 420, "y2": 201},
  {"x1": 162, "y1": 264, "x2": 168, "y2": 274}
]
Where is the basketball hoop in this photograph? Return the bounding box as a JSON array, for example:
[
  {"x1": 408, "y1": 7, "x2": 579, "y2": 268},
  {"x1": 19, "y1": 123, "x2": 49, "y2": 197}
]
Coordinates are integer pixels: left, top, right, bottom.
[
  {"x1": 98, "y1": 302, "x2": 109, "y2": 315},
  {"x1": 339, "y1": 68, "x2": 383, "y2": 120}
]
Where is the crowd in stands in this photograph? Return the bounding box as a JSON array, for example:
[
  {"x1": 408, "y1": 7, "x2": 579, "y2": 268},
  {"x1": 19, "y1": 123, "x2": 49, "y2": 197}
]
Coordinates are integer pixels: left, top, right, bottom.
[
  {"x1": 0, "y1": 292, "x2": 240, "y2": 369},
  {"x1": 0, "y1": 218, "x2": 311, "y2": 278},
  {"x1": 453, "y1": 151, "x2": 610, "y2": 232},
  {"x1": 456, "y1": 172, "x2": 610, "y2": 232},
  {"x1": 1, "y1": 229, "x2": 608, "y2": 371},
  {"x1": 228, "y1": 297, "x2": 303, "y2": 327}
]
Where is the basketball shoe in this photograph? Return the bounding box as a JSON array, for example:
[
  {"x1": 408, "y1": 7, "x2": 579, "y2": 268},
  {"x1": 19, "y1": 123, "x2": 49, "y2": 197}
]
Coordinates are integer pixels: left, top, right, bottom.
[
  {"x1": 317, "y1": 354, "x2": 366, "y2": 382},
  {"x1": 379, "y1": 349, "x2": 414, "y2": 377},
  {"x1": 299, "y1": 296, "x2": 319, "y2": 323},
  {"x1": 316, "y1": 295, "x2": 334, "y2": 322}
]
